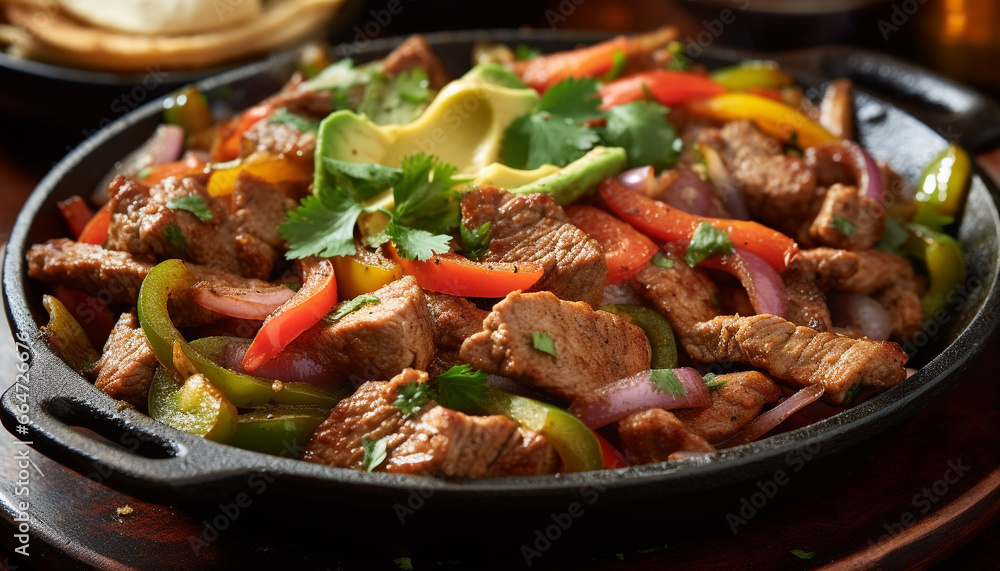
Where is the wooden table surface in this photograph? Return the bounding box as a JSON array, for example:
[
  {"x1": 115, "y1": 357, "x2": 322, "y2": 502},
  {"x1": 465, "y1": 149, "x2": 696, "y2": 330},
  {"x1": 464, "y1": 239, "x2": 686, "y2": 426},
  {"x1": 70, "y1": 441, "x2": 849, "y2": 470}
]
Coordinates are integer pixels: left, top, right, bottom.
[{"x1": 0, "y1": 84, "x2": 999, "y2": 571}]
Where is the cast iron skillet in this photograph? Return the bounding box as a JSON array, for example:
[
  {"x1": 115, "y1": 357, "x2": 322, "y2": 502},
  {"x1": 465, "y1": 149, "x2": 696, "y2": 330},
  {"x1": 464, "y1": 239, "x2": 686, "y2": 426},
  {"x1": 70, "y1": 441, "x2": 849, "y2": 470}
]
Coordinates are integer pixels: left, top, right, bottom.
[{"x1": 3, "y1": 29, "x2": 999, "y2": 513}]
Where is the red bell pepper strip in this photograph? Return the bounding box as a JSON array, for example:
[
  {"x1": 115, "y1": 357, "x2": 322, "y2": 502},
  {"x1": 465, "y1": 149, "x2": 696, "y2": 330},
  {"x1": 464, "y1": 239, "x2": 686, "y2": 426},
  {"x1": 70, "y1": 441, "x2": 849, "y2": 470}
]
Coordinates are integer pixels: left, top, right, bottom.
[
  {"x1": 599, "y1": 178, "x2": 797, "y2": 272},
  {"x1": 513, "y1": 35, "x2": 631, "y2": 92},
  {"x1": 242, "y1": 257, "x2": 338, "y2": 371},
  {"x1": 213, "y1": 104, "x2": 275, "y2": 162},
  {"x1": 57, "y1": 196, "x2": 92, "y2": 239},
  {"x1": 565, "y1": 205, "x2": 657, "y2": 284},
  {"x1": 386, "y1": 243, "x2": 544, "y2": 298},
  {"x1": 143, "y1": 154, "x2": 208, "y2": 186},
  {"x1": 594, "y1": 430, "x2": 629, "y2": 469},
  {"x1": 78, "y1": 204, "x2": 111, "y2": 245},
  {"x1": 597, "y1": 70, "x2": 726, "y2": 109}
]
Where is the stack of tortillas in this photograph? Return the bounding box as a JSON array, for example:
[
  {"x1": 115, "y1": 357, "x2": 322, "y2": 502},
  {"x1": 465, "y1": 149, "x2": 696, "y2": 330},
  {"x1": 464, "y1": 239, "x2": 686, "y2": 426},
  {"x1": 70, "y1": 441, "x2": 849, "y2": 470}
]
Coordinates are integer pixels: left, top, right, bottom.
[{"x1": 0, "y1": 0, "x2": 344, "y2": 72}]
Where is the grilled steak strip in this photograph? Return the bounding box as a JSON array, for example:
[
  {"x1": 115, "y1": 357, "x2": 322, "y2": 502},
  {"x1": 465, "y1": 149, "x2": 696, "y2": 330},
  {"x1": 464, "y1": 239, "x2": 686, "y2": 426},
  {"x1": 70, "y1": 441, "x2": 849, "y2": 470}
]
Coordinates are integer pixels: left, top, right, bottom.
[
  {"x1": 617, "y1": 409, "x2": 716, "y2": 465},
  {"x1": 807, "y1": 183, "x2": 885, "y2": 250},
  {"x1": 92, "y1": 311, "x2": 158, "y2": 409},
  {"x1": 673, "y1": 371, "x2": 781, "y2": 444},
  {"x1": 630, "y1": 244, "x2": 721, "y2": 337},
  {"x1": 425, "y1": 291, "x2": 489, "y2": 376},
  {"x1": 684, "y1": 314, "x2": 908, "y2": 404}
]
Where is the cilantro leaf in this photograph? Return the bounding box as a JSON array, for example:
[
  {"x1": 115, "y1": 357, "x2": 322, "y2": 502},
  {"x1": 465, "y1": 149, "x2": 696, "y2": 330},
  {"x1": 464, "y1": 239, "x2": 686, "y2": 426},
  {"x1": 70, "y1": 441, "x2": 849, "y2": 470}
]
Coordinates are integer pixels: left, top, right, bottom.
[
  {"x1": 685, "y1": 222, "x2": 735, "y2": 267},
  {"x1": 703, "y1": 373, "x2": 728, "y2": 389},
  {"x1": 532, "y1": 331, "x2": 557, "y2": 358},
  {"x1": 392, "y1": 153, "x2": 464, "y2": 234},
  {"x1": 166, "y1": 222, "x2": 186, "y2": 251},
  {"x1": 385, "y1": 220, "x2": 451, "y2": 262},
  {"x1": 877, "y1": 216, "x2": 909, "y2": 254},
  {"x1": 358, "y1": 69, "x2": 431, "y2": 126},
  {"x1": 601, "y1": 101, "x2": 682, "y2": 170},
  {"x1": 665, "y1": 41, "x2": 691, "y2": 71},
  {"x1": 279, "y1": 186, "x2": 364, "y2": 259},
  {"x1": 323, "y1": 294, "x2": 379, "y2": 324},
  {"x1": 460, "y1": 221, "x2": 491, "y2": 261},
  {"x1": 652, "y1": 252, "x2": 674, "y2": 269},
  {"x1": 515, "y1": 44, "x2": 541, "y2": 60},
  {"x1": 435, "y1": 364, "x2": 488, "y2": 411},
  {"x1": 323, "y1": 157, "x2": 403, "y2": 201},
  {"x1": 268, "y1": 108, "x2": 321, "y2": 133},
  {"x1": 650, "y1": 369, "x2": 687, "y2": 397},
  {"x1": 136, "y1": 166, "x2": 152, "y2": 179},
  {"x1": 392, "y1": 381, "x2": 435, "y2": 417},
  {"x1": 361, "y1": 434, "x2": 389, "y2": 472},
  {"x1": 538, "y1": 76, "x2": 603, "y2": 120},
  {"x1": 831, "y1": 215, "x2": 857, "y2": 237},
  {"x1": 790, "y1": 550, "x2": 815, "y2": 560},
  {"x1": 165, "y1": 195, "x2": 214, "y2": 222}
]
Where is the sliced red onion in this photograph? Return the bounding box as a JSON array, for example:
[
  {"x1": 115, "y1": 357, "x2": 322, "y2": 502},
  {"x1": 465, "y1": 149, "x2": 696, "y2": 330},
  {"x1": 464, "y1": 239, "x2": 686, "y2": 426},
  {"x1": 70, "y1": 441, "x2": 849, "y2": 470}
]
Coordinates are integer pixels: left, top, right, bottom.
[
  {"x1": 601, "y1": 282, "x2": 645, "y2": 306},
  {"x1": 809, "y1": 140, "x2": 884, "y2": 203},
  {"x1": 829, "y1": 293, "x2": 892, "y2": 341},
  {"x1": 224, "y1": 341, "x2": 331, "y2": 385},
  {"x1": 720, "y1": 384, "x2": 826, "y2": 448},
  {"x1": 569, "y1": 368, "x2": 711, "y2": 429},
  {"x1": 662, "y1": 165, "x2": 730, "y2": 218},
  {"x1": 701, "y1": 145, "x2": 749, "y2": 220},
  {"x1": 710, "y1": 249, "x2": 787, "y2": 318},
  {"x1": 93, "y1": 124, "x2": 185, "y2": 203},
  {"x1": 191, "y1": 283, "x2": 295, "y2": 321},
  {"x1": 615, "y1": 166, "x2": 657, "y2": 195}
]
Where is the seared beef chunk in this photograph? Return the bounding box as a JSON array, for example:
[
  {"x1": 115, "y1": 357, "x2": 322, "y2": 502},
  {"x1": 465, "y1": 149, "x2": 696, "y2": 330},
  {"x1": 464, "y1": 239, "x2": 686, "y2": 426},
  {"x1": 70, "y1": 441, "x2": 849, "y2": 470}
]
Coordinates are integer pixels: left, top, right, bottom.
[
  {"x1": 874, "y1": 282, "x2": 924, "y2": 339},
  {"x1": 424, "y1": 292, "x2": 489, "y2": 376},
  {"x1": 617, "y1": 409, "x2": 715, "y2": 465},
  {"x1": 674, "y1": 371, "x2": 781, "y2": 444},
  {"x1": 302, "y1": 369, "x2": 558, "y2": 477},
  {"x1": 287, "y1": 276, "x2": 435, "y2": 385},
  {"x1": 91, "y1": 312, "x2": 158, "y2": 409},
  {"x1": 782, "y1": 257, "x2": 833, "y2": 332},
  {"x1": 240, "y1": 119, "x2": 316, "y2": 163},
  {"x1": 630, "y1": 244, "x2": 721, "y2": 335},
  {"x1": 461, "y1": 187, "x2": 608, "y2": 308},
  {"x1": 379, "y1": 34, "x2": 451, "y2": 90},
  {"x1": 684, "y1": 314, "x2": 908, "y2": 404},
  {"x1": 703, "y1": 120, "x2": 818, "y2": 231},
  {"x1": 807, "y1": 184, "x2": 885, "y2": 250},
  {"x1": 230, "y1": 173, "x2": 296, "y2": 251},
  {"x1": 460, "y1": 291, "x2": 650, "y2": 402},
  {"x1": 26, "y1": 239, "x2": 278, "y2": 326}
]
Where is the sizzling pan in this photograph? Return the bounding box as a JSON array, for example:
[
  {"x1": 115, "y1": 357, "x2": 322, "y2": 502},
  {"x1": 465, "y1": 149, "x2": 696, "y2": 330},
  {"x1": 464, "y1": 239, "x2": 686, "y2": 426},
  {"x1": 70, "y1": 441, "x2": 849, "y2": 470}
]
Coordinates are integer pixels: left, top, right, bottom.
[{"x1": 2, "y1": 29, "x2": 999, "y2": 516}]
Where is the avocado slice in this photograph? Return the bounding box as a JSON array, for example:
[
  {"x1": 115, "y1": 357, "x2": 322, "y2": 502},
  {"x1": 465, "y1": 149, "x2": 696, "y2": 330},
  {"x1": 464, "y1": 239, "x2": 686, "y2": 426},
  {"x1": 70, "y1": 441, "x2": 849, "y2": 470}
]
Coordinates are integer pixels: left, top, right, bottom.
[{"x1": 510, "y1": 146, "x2": 628, "y2": 205}]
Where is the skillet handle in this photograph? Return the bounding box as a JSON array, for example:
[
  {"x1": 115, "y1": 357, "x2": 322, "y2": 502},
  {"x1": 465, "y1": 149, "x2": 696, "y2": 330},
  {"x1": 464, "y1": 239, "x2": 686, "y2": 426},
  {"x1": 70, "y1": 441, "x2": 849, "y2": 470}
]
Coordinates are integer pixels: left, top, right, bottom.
[{"x1": 773, "y1": 46, "x2": 1000, "y2": 154}]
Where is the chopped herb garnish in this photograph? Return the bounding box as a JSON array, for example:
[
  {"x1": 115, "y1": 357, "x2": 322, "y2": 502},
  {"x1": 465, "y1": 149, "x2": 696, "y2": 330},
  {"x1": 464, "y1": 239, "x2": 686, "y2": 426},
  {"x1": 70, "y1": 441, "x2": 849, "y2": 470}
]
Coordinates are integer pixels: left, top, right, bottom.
[
  {"x1": 361, "y1": 434, "x2": 389, "y2": 472},
  {"x1": 785, "y1": 131, "x2": 803, "y2": 155},
  {"x1": 166, "y1": 195, "x2": 214, "y2": 222},
  {"x1": 136, "y1": 166, "x2": 152, "y2": 180},
  {"x1": 279, "y1": 185, "x2": 366, "y2": 259},
  {"x1": 877, "y1": 216, "x2": 909, "y2": 254},
  {"x1": 710, "y1": 294, "x2": 720, "y2": 306},
  {"x1": 515, "y1": 44, "x2": 541, "y2": 60},
  {"x1": 831, "y1": 215, "x2": 857, "y2": 237},
  {"x1": 165, "y1": 222, "x2": 186, "y2": 251},
  {"x1": 685, "y1": 222, "x2": 735, "y2": 267},
  {"x1": 284, "y1": 283, "x2": 301, "y2": 292},
  {"x1": 650, "y1": 369, "x2": 686, "y2": 397},
  {"x1": 394, "y1": 557, "x2": 414, "y2": 570},
  {"x1": 665, "y1": 41, "x2": 691, "y2": 71},
  {"x1": 323, "y1": 157, "x2": 404, "y2": 201},
  {"x1": 599, "y1": 50, "x2": 627, "y2": 82},
  {"x1": 357, "y1": 68, "x2": 431, "y2": 126},
  {"x1": 435, "y1": 364, "x2": 488, "y2": 411},
  {"x1": 392, "y1": 381, "x2": 434, "y2": 417},
  {"x1": 790, "y1": 550, "x2": 815, "y2": 560},
  {"x1": 615, "y1": 553, "x2": 625, "y2": 561},
  {"x1": 391, "y1": 153, "x2": 465, "y2": 235},
  {"x1": 703, "y1": 373, "x2": 727, "y2": 389},
  {"x1": 532, "y1": 331, "x2": 557, "y2": 358},
  {"x1": 323, "y1": 294, "x2": 379, "y2": 324},
  {"x1": 600, "y1": 101, "x2": 681, "y2": 170},
  {"x1": 652, "y1": 252, "x2": 674, "y2": 269},
  {"x1": 267, "y1": 107, "x2": 321, "y2": 133},
  {"x1": 460, "y1": 221, "x2": 491, "y2": 261}
]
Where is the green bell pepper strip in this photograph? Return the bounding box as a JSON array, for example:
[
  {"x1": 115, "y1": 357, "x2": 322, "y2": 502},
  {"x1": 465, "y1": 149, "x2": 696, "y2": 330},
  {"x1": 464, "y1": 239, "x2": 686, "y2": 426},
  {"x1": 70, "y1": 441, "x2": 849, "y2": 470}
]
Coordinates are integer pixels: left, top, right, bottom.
[
  {"x1": 600, "y1": 305, "x2": 678, "y2": 369},
  {"x1": 709, "y1": 61, "x2": 795, "y2": 91},
  {"x1": 230, "y1": 405, "x2": 330, "y2": 457},
  {"x1": 148, "y1": 367, "x2": 239, "y2": 443},
  {"x1": 904, "y1": 223, "x2": 967, "y2": 318},
  {"x1": 477, "y1": 386, "x2": 602, "y2": 473},
  {"x1": 137, "y1": 259, "x2": 342, "y2": 408},
  {"x1": 162, "y1": 86, "x2": 214, "y2": 135},
  {"x1": 913, "y1": 142, "x2": 971, "y2": 230},
  {"x1": 40, "y1": 294, "x2": 99, "y2": 376}
]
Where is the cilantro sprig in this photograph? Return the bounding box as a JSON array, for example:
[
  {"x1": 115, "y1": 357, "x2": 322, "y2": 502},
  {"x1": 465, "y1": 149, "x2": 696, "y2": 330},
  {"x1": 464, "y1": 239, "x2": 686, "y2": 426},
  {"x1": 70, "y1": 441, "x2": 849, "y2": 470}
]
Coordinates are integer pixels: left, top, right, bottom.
[
  {"x1": 389, "y1": 365, "x2": 489, "y2": 417},
  {"x1": 165, "y1": 195, "x2": 213, "y2": 222}
]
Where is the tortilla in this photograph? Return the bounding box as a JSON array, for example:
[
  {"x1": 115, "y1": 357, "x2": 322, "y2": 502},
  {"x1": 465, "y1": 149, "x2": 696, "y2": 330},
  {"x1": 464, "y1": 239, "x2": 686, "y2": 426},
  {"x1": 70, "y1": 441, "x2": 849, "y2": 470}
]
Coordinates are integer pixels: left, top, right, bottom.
[
  {"x1": 57, "y1": 0, "x2": 263, "y2": 36},
  {"x1": 1, "y1": 0, "x2": 344, "y2": 72}
]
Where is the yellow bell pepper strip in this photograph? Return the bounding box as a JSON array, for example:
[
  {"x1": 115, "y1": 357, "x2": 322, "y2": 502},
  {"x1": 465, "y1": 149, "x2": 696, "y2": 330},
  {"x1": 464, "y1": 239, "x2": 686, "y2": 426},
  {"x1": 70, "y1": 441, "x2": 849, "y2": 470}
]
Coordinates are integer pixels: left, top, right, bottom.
[
  {"x1": 478, "y1": 386, "x2": 603, "y2": 473},
  {"x1": 904, "y1": 223, "x2": 967, "y2": 318},
  {"x1": 913, "y1": 142, "x2": 971, "y2": 230},
  {"x1": 148, "y1": 367, "x2": 238, "y2": 443},
  {"x1": 600, "y1": 305, "x2": 678, "y2": 369},
  {"x1": 709, "y1": 61, "x2": 795, "y2": 91},
  {"x1": 687, "y1": 92, "x2": 837, "y2": 148},
  {"x1": 39, "y1": 295, "x2": 99, "y2": 376},
  {"x1": 206, "y1": 156, "x2": 312, "y2": 197},
  {"x1": 137, "y1": 259, "x2": 341, "y2": 408},
  {"x1": 162, "y1": 86, "x2": 214, "y2": 136},
  {"x1": 230, "y1": 405, "x2": 330, "y2": 456},
  {"x1": 242, "y1": 257, "x2": 338, "y2": 372},
  {"x1": 331, "y1": 244, "x2": 402, "y2": 300},
  {"x1": 386, "y1": 243, "x2": 544, "y2": 298}
]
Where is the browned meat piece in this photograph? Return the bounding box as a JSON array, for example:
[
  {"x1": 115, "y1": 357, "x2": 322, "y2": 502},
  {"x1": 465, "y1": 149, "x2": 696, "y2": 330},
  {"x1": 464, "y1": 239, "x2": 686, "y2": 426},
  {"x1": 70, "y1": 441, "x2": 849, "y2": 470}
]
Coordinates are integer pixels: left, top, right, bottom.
[
  {"x1": 793, "y1": 247, "x2": 859, "y2": 287},
  {"x1": 91, "y1": 312, "x2": 158, "y2": 409},
  {"x1": 240, "y1": 119, "x2": 316, "y2": 162},
  {"x1": 459, "y1": 291, "x2": 649, "y2": 402},
  {"x1": 782, "y1": 257, "x2": 832, "y2": 332},
  {"x1": 807, "y1": 184, "x2": 885, "y2": 250},
  {"x1": 821, "y1": 249, "x2": 916, "y2": 295},
  {"x1": 288, "y1": 276, "x2": 435, "y2": 384},
  {"x1": 684, "y1": 314, "x2": 908, "y2": 404},
  {"x1": 630, "y1": 244, "x2": 721, "y2": 335},
  {"x1": 424, "y1": 292, "x2": 488, "y2": 376},
  {"x1": 874, "y1": 282, "x2": 924, "y2": 339},
  {"x1": 617, "y1": 409, "x2": 715, "y2": 465},
  {"x1": 379, "y1": 34, "x2": 451, "y2": 90},
  {"x1": 302, "y1": 369, "x2": 558, "y2": 477},
  {"x1": 704, "y1": 121, "x2": 818, "y2": 230},
  {"x1": 262, "y1": 75, "x2": 336, "y2": 119},
  {"x1": 461, "y1": 187, "x2": 607, "y2": 308},
  {"x1": 230, "y1": 173, "x2": 296, "y2": 250},
  {"x1": 674, "y1": 371, "x2": 781, "y2": 444},
  {"x1": 26, "y1": 239, "x2": 277, "y2": 326}
]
